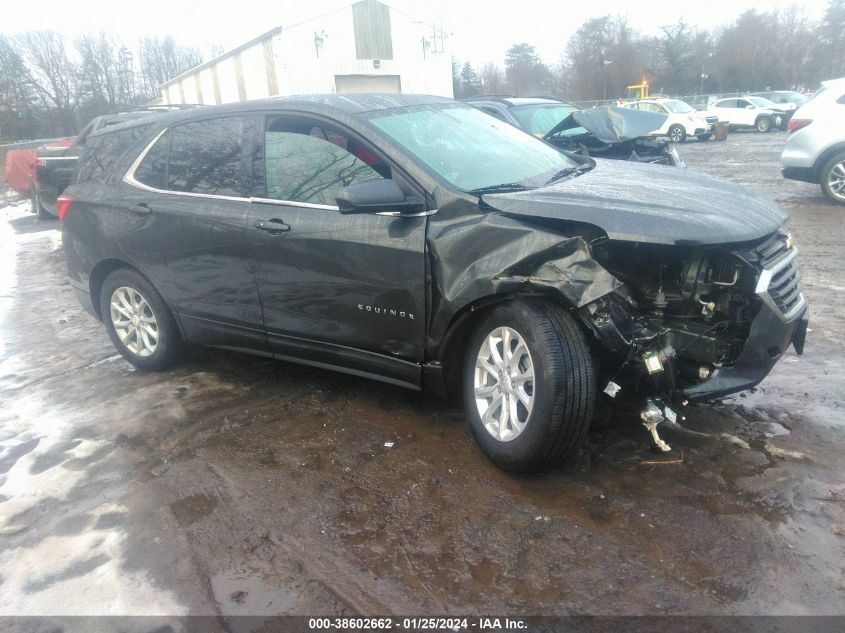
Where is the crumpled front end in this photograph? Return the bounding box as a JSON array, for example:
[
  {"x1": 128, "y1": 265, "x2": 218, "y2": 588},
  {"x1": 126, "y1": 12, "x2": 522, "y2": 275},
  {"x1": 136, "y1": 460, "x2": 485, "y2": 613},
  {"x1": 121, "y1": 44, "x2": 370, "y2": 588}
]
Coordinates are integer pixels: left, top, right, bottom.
[{"x1": 578, "y1": 231, "x2": 808, "y2": 404}]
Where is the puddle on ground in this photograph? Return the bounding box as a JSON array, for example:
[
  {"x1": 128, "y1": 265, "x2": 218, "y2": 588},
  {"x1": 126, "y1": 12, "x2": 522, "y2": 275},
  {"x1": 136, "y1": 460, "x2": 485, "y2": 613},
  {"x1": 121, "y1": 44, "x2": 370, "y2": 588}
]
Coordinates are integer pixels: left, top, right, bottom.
[{"x1": 169, "y1": 493, "x2": 219, "y2": 528}]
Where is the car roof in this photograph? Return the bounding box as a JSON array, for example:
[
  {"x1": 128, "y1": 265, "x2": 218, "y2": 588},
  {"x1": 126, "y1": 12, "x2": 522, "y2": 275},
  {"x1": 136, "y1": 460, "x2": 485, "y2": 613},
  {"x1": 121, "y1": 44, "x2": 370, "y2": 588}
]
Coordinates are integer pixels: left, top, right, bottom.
[
  {"x1": 87, "y1": 93, "x2": 455, "y2": 140},
  {"x1": 463, "y1": 96, "x2": 570, "y2": 107},
  {"x1": 821, "y1": 77, "x2": 845, "y2": 90}
]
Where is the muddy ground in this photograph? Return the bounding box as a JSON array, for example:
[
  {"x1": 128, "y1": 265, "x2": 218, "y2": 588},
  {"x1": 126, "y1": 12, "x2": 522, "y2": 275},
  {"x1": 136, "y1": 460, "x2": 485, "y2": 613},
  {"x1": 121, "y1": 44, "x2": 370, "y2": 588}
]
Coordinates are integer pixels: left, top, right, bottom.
[{"x1": 0, "y1": 131, "x2": 843, "y2": 623}]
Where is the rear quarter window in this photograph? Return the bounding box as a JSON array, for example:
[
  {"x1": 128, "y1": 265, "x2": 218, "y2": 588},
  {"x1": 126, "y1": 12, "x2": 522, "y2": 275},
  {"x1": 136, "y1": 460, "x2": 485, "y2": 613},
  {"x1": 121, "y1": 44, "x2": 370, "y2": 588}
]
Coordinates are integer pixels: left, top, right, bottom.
[{"x1": 77, "y1": 124, "x2": 156, "y2": 184}]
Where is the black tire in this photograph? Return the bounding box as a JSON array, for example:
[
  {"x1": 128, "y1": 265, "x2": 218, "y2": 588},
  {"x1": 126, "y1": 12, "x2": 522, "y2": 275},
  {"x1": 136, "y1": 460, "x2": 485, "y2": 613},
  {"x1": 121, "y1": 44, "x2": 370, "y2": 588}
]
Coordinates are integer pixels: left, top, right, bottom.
[
  {"x1": 819, "y1": 151, "x2": 845, "y2": 205},
  {"x1": 99, "y1": 269, "x2": 186, "y2": 371},
  {"x1": 755, "y1": 116, "x2": 772, "y2": 133},
  {"x1": 668, "y1": 124, "x2": 686, "y2": 143},
  {"x1": 31, "y1": 189, "x2": 50, "y2": 220},
  {"x1": 462, "y1": 300, "x2": 595, "y2": 473},
  {"x1": 697, "y1": 133, "x2": 712, "y2": 141}
]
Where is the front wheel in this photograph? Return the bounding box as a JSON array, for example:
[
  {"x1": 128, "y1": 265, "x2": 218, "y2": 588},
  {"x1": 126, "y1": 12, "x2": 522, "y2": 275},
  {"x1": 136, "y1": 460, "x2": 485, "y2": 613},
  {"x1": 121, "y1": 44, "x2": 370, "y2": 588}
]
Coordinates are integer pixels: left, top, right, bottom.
[
  {"x1": 463, "y1": 301, "x2": 595, "y2": 473},
  {"x1": 668, "y1": 124, "x2": 686, "y2": 143},
  {"x1": 820, "y1": 151, "x2": 845, "y2": 204},
  {"x1": 99, "y1": 269, "x2": 186, "y2": 371},
  {"x1": 756, "y1": 116, "x2": 772, "y2": 133}
]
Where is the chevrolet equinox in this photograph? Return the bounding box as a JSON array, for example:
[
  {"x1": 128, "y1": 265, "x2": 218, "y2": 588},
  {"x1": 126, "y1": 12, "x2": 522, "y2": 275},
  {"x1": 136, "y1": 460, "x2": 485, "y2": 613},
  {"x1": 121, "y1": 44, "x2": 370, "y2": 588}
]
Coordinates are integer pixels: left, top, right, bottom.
[{"x1": 61, "y1": 94, "x2": 808, "y2": 472}]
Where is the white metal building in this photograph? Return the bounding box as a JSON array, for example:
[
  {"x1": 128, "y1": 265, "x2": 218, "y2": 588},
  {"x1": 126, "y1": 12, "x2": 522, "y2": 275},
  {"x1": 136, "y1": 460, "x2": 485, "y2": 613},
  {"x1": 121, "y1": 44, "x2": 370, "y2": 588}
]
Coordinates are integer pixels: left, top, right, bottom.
[{"x1": 159, "y1": 0, "x2": 452, "y2": 105}]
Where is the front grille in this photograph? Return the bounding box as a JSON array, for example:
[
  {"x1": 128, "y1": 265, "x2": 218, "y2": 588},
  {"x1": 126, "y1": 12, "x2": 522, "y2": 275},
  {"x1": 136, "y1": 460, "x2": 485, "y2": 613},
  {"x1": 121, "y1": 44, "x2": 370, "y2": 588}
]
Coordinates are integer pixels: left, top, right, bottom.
[
  {"x1": 768, "y1": 258, "x2": 802, "y2": 314},
  {"x1": 705, "y1": 116, "x2": 718, "y2": 125},
  {"x1": 753, "y1": 234, "x2": 805, "y2": 319},
  {"x1": 755, "y1": 232, "x2": 791, "y2": 268}
]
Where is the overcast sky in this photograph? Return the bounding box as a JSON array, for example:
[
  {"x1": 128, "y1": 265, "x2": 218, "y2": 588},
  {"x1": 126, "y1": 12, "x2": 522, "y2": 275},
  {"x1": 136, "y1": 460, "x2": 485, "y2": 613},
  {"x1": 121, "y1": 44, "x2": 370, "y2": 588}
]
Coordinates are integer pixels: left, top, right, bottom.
[{"x1": 3, "y1": 0, "x2": 830, "y2": 67}]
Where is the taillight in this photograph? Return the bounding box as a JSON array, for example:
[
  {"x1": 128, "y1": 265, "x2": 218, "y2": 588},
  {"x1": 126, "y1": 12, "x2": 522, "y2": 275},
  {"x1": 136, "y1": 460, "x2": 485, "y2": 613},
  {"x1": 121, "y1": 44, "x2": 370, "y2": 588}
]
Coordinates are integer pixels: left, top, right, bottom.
[
  {"x1": 56, "y1": 194, "x2": 73, "y2": 221},
  {"x1": 788, "y1": 118, "x2": 812, "y2": 133}
]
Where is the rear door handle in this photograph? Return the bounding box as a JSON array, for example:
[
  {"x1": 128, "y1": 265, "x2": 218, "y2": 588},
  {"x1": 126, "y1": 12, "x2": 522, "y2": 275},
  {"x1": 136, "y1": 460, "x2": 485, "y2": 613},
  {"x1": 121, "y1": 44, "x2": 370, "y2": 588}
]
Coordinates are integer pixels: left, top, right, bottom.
[{"x1": 255, "y1": 218, "x2": 290, "y2": 234}]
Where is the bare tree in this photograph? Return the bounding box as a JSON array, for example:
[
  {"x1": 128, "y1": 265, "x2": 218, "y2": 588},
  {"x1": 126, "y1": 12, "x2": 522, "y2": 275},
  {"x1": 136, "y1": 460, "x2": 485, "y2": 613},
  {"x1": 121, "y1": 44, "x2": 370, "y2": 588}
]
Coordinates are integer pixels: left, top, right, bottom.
[
  {"x1": 138, "y1": 36, "x2": 204, "y2": 100},
  {"x1": 0, "y1": 35, "x2": 38, "y2": 140},
  {"x1": 480, "y1": 63, "x2": 505, "y2": 94},
  {"x1": 15, "y1": 31, "x2": 79, "y2": 134}
]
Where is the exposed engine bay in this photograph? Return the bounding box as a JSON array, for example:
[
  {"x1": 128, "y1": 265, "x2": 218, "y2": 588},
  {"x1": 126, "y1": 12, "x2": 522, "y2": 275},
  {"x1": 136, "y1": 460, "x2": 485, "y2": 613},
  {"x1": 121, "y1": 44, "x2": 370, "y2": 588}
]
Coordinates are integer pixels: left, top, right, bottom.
[
  {"x1": 573, "y1": 236, "x2": 805, "y2": 450},
  {"x1": 585, "y1": 242, "x2": 760, "y2": 388}
]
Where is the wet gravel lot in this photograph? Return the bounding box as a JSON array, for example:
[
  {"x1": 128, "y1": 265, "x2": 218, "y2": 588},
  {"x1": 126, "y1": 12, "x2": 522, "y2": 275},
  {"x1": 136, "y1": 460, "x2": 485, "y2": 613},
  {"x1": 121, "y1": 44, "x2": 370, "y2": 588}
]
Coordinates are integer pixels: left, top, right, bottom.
[{"x1": 0, "y1": 130, "x2": 843, "y2": 620}]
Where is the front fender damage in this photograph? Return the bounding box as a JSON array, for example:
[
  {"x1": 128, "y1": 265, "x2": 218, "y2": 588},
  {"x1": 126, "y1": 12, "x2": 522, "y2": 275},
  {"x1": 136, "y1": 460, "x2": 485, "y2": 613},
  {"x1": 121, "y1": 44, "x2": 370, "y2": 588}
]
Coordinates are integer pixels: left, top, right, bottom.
[{"x1": 425, "y1": 211, "x2": 622, "y2": 360}]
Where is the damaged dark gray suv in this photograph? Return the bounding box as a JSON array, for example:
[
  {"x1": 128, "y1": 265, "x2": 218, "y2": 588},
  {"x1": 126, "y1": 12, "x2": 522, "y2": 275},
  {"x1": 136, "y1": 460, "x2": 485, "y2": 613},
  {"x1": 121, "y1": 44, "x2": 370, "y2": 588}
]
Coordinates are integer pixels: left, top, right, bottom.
[{"x1": 61, "y1": 94, "x2": 808, "y2": 472}]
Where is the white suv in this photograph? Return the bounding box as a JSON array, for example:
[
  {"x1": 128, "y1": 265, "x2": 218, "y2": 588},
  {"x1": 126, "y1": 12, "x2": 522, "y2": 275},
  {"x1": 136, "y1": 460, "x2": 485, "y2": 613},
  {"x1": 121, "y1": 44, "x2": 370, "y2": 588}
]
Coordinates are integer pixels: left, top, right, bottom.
[
  {"x1": 624, "y1": 98, "x2": 716, "y2": 142},
  {"x1": 706, "y1": 97, "x2": 779, "y2": 132},
  {"x1": 781, "y1": 77, "x2": 845, "y2": 204}
]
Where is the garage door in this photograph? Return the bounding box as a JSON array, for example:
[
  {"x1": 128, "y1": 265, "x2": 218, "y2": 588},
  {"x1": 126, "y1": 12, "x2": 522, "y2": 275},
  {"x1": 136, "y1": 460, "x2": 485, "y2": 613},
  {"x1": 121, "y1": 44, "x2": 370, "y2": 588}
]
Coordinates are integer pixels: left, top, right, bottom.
[{"x1": 335, "y1": 74, "x2": 401, "y2": 93}]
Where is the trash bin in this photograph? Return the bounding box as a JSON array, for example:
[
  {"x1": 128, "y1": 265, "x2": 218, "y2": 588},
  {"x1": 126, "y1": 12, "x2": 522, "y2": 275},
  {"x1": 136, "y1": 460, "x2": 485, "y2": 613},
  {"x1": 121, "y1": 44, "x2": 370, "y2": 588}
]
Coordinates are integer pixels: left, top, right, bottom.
[{"x1": 714, "y1": 121, "x2": 729, "y2": 142}]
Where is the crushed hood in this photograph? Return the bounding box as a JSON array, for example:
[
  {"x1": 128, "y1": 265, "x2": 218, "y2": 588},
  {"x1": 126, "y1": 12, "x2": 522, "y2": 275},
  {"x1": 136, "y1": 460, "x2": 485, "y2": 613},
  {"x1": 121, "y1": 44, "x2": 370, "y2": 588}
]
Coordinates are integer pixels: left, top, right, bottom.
[
  {"x1": 544, "y1": 105, "x2": 667, "y2": 143},
  {"x1": 483, "y1": 158, "x2": 788, "y2": 245}
]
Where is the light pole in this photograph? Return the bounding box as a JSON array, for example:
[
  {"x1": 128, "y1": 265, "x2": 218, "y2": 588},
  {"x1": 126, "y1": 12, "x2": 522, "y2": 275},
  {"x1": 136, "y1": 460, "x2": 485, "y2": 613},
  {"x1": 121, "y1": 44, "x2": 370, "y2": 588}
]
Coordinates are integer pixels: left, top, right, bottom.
[
  {"x1": 603, "y1": 60, "x2": 613, "y2": 101},
  {"x1": 700, "y1": 72, "x2": 709, "y2": 95}
]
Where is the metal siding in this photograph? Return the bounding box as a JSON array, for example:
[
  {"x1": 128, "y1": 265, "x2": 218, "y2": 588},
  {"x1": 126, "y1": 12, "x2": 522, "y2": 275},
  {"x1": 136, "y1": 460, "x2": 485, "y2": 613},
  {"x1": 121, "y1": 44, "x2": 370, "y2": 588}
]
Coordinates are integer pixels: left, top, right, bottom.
[
  {"x1": 194, "y1": 74, "x2": 204, "y2": 104},
  {"x1": 352, "y1": 0, "x2": 393, "y2": 60},
  {"x1": 211, "y1": 64, "x2": 222, "y2": 104},
  {"x1": 233, "y1": 53, "x2": 247, "y2": 101},
  {"x1": 263, "y1": 39, "x2": 279, "y2": 96}
]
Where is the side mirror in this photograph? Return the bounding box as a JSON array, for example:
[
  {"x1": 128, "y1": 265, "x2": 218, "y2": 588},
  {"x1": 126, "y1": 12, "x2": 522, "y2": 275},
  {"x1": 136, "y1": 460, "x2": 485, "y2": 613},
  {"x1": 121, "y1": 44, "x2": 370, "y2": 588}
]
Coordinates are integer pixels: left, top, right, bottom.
[
  {"x1": 336, "y1": 179, "x2": 425, "y2": 215},
  {"x1": 746, "y1": 105, "x2": 755, "y2": 109}
]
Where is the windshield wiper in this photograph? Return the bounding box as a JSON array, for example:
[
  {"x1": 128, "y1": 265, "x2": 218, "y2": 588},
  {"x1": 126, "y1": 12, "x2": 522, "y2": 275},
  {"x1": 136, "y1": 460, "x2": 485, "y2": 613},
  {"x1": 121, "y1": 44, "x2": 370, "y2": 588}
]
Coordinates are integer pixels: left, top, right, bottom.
[
  {"x1": 467, "y1": 183, "x2": 535, "y2": 196},
  {"x1": 543, "y1": 162, "x2": 594, "y2": 186}
]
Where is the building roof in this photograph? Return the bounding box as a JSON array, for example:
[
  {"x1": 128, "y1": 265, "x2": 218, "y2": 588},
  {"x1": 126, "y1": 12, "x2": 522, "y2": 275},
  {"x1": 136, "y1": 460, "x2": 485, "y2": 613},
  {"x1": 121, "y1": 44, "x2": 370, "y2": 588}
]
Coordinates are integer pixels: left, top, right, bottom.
[{"x1": 160, "y1": 27, "x2": 282, "y2": 90}]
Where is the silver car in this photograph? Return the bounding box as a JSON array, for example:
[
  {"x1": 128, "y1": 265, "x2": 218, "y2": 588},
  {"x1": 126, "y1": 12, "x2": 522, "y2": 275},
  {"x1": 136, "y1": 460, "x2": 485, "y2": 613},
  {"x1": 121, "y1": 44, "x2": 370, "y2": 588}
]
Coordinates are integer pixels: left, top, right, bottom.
[{"x1": 781, "y1": 77, "x2": 845, "y2": 204}]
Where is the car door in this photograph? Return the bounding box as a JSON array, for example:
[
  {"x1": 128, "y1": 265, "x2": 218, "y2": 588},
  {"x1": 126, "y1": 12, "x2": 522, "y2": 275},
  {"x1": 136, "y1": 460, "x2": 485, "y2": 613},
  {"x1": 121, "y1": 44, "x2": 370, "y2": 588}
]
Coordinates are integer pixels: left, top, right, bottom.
[
  {"x1": 735, "y1": 99, "x2": 757, "y2": 126},
  {"x1": 643, "y1": 102, "x2": 670, "y2": 134},
  {"x1": 245, "y1": 113, "x2": 428, "y2": 388},
  {"x1": 119, "y1": 114, "x2": 266, "y2": 351},
  {"x1": 712, "y1": 99, "x2": 736, "y2": 124}
]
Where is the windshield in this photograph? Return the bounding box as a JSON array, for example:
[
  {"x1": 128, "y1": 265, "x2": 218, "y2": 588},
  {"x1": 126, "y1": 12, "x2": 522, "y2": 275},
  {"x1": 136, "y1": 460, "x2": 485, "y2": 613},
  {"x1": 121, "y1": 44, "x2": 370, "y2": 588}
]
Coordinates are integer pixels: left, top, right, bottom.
[
  {"x1": 509, "y1": 104, "x2": 578, "y2": 136},
  {"x1": 367, "y1": 104, "x2": 578, "y2": 193},
  {"x1": 663, "y1": 100, "x2": 694, "y2": 113},
  {"x1": 748, "y1": 96, "x2": 775, "y2": 107}
]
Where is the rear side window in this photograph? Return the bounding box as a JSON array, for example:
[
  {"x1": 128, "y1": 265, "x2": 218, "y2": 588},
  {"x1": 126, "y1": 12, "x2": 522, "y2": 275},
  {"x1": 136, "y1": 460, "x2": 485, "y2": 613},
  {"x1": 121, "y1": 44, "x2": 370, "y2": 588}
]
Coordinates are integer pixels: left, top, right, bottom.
[
  {"x1": 78, "y1": 124, "x2": 156, "y2": 184},
  {"x1": 131, "y1": 117, "x2": 245, "y2": 196},
  {"x1": 134, "y1": 130, "x2": 170, "y2": 190},
  {"x1": 168, "y1": 118, "x2": 244, "y2": 196}
]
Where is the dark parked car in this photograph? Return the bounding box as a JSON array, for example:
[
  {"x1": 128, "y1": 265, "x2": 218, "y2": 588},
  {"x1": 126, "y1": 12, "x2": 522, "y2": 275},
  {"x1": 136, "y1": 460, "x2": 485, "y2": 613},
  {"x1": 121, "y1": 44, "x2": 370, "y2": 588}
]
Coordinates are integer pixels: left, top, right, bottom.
[
  {"x1": 32, "y1": 106, "x2": 197, "y2": 219},
  {"x1": 61, "y1": 94, "x2": 808, "y2": 472},
  {"x1": 464, "y1": 96, "x2": 683, "y2": 166}
]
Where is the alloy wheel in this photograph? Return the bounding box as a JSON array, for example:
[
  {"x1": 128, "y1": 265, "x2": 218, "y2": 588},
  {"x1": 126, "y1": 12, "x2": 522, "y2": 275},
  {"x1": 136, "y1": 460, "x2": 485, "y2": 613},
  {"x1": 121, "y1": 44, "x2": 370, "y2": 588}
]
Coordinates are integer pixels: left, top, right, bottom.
[
  {"x1": 110, "y1": 286, "x2": 159, "y2": 357},
  {"x1": 473, "y1": 326, "x2": 535, "y2": 442},
  {"x1": 828, "y1": 160, "x2": 845, "y2": 202}
]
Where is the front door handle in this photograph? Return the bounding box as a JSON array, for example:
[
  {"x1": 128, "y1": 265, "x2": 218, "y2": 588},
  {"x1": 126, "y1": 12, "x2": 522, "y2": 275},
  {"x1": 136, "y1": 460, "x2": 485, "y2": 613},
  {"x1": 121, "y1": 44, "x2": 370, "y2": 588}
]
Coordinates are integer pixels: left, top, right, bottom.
[
  {"x1": 255, "y1": 218, "x2": 290, "y2": 235},
  {"x1": 124, "y1": 202, "x2": 151, "y2": 215}
]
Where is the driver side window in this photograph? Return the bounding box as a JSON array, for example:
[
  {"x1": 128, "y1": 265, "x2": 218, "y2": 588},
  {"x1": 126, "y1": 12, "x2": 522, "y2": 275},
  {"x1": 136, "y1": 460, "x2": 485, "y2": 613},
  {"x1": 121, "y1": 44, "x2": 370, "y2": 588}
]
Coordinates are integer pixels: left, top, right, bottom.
[{"x1": 262, "y1": 116, "x2": 387, "y2": 206}]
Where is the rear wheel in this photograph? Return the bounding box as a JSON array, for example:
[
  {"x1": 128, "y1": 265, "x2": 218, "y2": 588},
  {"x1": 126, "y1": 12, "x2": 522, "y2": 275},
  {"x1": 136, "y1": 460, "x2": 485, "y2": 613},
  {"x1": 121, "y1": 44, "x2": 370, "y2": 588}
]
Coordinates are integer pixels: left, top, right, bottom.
[
  {"x1": 756, "y1": 116, "x2": 772, "y2": 133},
  {"x1": 99, "y1": 269, "x2": 186, "y2": 371},
  {"x1": 31, "y1": 189, "x2": 50, "y2": 220},
  {"x1": 820, "y1": 151, "x2": 845, "y2": 204},
  {"x1": 463, "y1": 300, "x2": 595, "y2": 473},
  {"x1": 668, "y1": 124, "x2": 686, "y2": 143}
]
